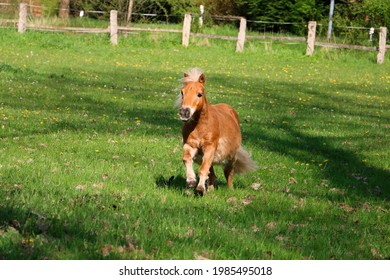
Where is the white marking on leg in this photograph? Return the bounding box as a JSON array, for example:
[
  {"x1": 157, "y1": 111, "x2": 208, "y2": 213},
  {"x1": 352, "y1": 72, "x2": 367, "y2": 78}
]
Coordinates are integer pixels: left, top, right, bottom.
[{"x1": 183, "y1": 144, "x2": 197, "y2": 186}]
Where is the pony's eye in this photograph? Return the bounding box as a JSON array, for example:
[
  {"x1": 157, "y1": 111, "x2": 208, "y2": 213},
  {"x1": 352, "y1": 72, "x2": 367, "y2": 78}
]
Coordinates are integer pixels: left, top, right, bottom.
[
  {"x1": 181, "y1": 90, "x2": 184, "y2": 96},
  {"x1": 197, "y1": 92, "x2": 203, "y2": 98}
]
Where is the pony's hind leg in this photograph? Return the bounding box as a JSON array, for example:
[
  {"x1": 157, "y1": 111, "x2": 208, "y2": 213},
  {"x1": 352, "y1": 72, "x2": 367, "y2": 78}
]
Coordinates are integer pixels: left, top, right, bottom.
[
  {"x1": 207, "y1": 165, "x2": 217, "y2": 192},
  {"x1": 224, "y1": 159, "x2": 236, "y2": 189}
]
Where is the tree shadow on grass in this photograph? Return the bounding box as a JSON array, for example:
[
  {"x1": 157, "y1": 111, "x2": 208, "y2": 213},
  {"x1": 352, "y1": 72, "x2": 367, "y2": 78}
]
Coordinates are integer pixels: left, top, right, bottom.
[
  {"x1": 216, "y1": 71, "x2": 390, "y2": 201},
  {"x1": 253, "y1": 126, "x2": 388, "y2": 196},
  {"x1": 0, "y1": 203, "x2": 101, "y2": 259},
  {"x1": 1, "y1": 65, "x2": 182, "y2": 141}
]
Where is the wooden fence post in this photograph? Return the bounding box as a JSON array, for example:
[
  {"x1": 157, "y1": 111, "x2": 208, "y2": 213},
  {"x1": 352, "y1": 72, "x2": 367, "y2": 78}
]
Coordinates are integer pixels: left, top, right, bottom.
[
  {"x1": 306, "y1": 21, "x2": 317, "y2": 56},
  {"x1": 110, "y1": 10, "x2": 118, "y2": 45},
  {"x1": 18, "y1": 3, "x2": 27, "y2": 33},
  {"x1": 182, "y1": 13, "x2": 191, "y2": 47},
  {"x1": 377, "y1": 27, "x2": 387, "y2": 64},
  {"x1": 236, "y1": 17, "x2": 247, "y2": 52}
]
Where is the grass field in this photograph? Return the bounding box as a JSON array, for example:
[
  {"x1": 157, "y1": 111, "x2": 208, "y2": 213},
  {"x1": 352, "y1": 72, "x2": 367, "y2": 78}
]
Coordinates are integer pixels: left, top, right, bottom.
[{"x1": 0, "y1": 28, "x2": 389, "y2": 260}]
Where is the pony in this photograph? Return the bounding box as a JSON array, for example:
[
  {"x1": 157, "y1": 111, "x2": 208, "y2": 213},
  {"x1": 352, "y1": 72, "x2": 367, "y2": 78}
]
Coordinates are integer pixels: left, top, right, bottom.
[{"x1": 177, "y1": 68, "x2": 257, "y2": 195}]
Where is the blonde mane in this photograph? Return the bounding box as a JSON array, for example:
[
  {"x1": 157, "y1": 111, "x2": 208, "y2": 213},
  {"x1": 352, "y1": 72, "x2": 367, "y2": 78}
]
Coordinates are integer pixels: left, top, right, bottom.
[{"x1": 182, "y1": 67, "x2": 204, "y2": 85}]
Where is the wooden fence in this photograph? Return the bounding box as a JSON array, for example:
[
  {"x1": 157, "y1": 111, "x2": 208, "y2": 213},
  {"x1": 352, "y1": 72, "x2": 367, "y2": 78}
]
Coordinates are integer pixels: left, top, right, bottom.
[
  {"x1": 305, "y1": 21, "x2": 388, "y2": 64},
  {"x1": 2, "y1": 3, "x2": 388, "y2": 64}
]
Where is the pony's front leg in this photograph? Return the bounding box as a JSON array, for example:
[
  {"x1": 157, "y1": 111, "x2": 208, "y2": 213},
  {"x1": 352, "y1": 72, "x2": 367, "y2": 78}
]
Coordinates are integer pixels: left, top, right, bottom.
[
  {"x1": 182, "y1": 144, "x2": 197, "y2": 188},
  {"x1": 196, "y1": 148, "x2": 215, "y2": 195}
]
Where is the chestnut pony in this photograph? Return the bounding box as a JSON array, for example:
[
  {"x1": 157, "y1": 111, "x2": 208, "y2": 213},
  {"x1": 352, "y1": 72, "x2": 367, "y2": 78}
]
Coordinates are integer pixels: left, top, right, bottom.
[{"x1": 178, "y1": 68, "x2": 257, "y2": 195}]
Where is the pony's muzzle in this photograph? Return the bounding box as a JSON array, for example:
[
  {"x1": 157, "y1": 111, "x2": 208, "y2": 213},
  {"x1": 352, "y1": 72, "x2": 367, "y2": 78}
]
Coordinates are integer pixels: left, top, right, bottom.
[{"x1": 179, "y1": 107, "x2": 192, "y2": 121}]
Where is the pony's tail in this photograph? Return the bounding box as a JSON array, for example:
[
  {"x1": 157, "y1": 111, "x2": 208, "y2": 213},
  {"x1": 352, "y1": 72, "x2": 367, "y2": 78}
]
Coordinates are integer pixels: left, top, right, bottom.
[{"x1": 234, "y1": 146, "x2": 258, "y2": 174}]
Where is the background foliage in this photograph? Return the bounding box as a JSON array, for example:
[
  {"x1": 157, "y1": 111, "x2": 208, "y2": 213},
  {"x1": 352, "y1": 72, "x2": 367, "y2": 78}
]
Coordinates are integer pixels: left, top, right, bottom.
[
  {"x1": 67, "y1": 0, "x2": 389, "y2": 27},
  {"x1": 3, "y1": 1, "x2": 389, "y2": 32}
]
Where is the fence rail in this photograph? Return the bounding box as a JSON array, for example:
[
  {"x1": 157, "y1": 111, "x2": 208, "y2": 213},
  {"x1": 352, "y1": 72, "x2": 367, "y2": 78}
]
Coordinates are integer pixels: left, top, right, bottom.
[
  {"x1": 119, "y1": 26, "x2": 182, "y2": 34},
  {"x1": 0, "y1": 19, "x2": 17, "y2": 24},
  {"x1": 314, "y1": 41, "x2": 377, "y2": 51},
  {"x1": 1, "y1": 3, "x2": 388, "y2": 64},
  {"x1": 25, "y1": 24, "x2": 108, "y2": 33}
]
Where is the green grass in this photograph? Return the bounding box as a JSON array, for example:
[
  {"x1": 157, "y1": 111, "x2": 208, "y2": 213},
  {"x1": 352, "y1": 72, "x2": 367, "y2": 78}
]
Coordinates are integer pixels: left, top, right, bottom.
[{"x1": 0, "y1": 28, "x2": 389, "y2": 260}]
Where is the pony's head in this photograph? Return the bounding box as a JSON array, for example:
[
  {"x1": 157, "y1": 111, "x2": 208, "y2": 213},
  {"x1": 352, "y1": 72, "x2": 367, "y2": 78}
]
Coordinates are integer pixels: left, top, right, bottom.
[{"x1": 178, "y1": 68, "x2": 207, "y2": 122}]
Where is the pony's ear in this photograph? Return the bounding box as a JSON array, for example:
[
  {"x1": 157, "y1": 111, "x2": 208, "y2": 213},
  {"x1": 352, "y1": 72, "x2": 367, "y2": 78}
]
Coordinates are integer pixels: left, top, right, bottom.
[{"x1": 198, "y1": 73, "x2": 206, "y2": 84}]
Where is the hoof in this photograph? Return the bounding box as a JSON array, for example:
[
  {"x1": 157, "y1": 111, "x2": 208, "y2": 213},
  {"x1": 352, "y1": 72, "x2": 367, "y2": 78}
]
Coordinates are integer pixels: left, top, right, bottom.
[
  {"x1": 195, "y1": 185, "x2": 206, "y2": 196},
  {"x1": 186, "y1": 180, "x2": 197, "y2": 189}
]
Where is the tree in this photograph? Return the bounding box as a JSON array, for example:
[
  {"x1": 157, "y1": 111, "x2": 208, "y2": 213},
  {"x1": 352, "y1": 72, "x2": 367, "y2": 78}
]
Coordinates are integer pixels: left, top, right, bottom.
[
  {"x1": 368, "y1": 0, "x2": 389, "y2": 26},
  {"x1": 353, "y1": 0, "x2": 389, "y2": 27}
]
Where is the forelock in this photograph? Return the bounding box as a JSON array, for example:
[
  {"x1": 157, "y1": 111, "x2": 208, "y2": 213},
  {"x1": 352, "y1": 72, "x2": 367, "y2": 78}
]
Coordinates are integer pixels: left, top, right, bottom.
[{"x1": 182, "y1": 67, "x2": 204, "y2": 84}]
